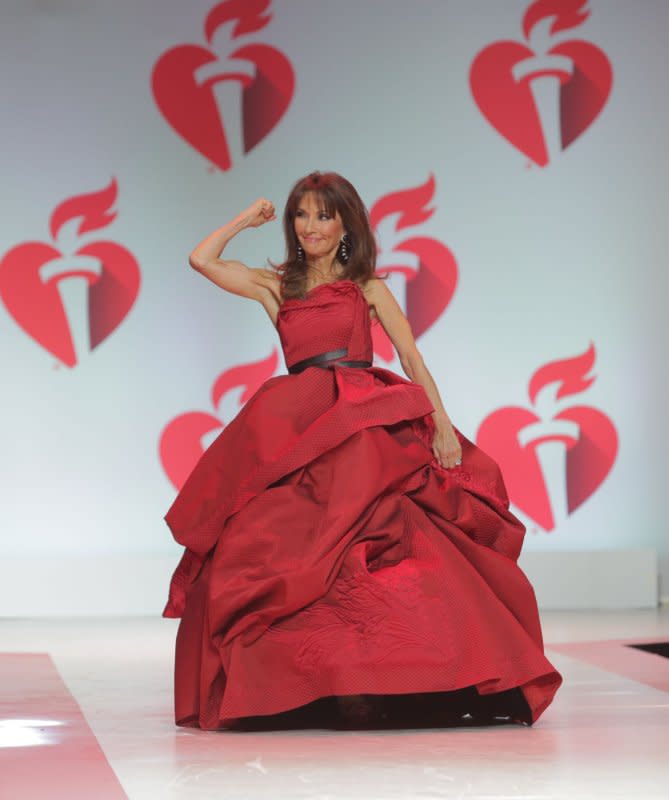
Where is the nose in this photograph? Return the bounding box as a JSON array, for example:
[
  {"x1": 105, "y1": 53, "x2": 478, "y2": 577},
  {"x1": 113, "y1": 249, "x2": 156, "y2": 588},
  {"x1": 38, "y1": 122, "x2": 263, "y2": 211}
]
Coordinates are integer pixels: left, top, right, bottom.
[{"x1": 302, "y1": 215, "x2": 317, "y2": 234}]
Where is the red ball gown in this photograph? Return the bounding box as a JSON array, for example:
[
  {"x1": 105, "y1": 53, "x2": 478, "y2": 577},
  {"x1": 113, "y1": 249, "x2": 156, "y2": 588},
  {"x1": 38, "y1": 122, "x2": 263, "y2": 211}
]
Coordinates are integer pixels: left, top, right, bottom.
[{"x1": 163, "y1": 279, "x2": 562, "y2": 729}]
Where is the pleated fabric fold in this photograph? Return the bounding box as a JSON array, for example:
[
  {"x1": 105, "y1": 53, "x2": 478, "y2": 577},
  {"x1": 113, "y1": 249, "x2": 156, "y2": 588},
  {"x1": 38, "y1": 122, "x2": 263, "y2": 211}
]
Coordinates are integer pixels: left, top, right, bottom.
[{"x1": 164, "y1": 366, "x2": 561, "y2": 728}]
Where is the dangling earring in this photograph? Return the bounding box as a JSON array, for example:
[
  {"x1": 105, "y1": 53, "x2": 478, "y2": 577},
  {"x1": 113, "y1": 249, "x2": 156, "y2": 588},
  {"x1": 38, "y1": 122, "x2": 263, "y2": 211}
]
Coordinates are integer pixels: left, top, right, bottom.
[
  {"x1": 296, "y1": 243, "x2": 305, "y2": 262},
  {"x1": 338, "y1": 233, "x2": 351, "y2": 264}
]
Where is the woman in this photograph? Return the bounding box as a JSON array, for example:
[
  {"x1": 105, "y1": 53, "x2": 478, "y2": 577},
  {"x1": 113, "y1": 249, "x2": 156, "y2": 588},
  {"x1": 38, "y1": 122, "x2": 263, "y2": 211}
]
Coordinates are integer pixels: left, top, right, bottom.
[{"x1": 164, "y1": 171, "x2": 562, "y2": 730}]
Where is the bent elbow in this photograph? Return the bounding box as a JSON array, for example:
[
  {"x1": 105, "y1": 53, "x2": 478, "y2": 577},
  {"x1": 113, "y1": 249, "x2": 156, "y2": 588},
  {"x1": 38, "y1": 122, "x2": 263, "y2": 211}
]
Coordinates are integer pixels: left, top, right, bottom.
[
  {"x1": 400, "y1": 348, "x2": 424, "y2": 381},
  {"x1": 400, "y1": 349, "x2": 425, "y2": 381},
  {"x1": 188, "y1": 254, "x2": 205, "y2": 272}
]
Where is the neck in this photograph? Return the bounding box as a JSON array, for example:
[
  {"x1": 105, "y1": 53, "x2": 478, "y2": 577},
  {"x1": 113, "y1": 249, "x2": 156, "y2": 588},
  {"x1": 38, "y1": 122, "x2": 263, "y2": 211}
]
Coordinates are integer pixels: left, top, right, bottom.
[{"x1": 306, "y1": 254, "x2": 341, "y2": 279}]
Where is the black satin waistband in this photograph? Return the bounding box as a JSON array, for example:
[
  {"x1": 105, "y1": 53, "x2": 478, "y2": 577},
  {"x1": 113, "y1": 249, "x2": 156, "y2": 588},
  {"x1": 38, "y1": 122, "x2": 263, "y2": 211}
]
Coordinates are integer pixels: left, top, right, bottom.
[{"x1": 288, "y1": 348, "x2": 373, "y2": 375}]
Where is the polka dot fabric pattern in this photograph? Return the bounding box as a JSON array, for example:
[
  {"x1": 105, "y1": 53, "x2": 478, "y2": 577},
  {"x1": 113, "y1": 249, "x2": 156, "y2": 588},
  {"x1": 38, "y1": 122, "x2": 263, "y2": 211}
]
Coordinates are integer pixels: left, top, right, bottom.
[{"x1": 164, "y1": 280, "x2": 562, "y2": 729}]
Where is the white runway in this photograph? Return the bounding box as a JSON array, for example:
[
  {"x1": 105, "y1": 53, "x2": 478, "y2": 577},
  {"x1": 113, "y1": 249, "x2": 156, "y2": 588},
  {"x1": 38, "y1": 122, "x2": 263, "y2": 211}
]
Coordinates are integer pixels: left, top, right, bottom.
[{"x1": 1, "y1": 609, "x2": 668, "y2": 799}]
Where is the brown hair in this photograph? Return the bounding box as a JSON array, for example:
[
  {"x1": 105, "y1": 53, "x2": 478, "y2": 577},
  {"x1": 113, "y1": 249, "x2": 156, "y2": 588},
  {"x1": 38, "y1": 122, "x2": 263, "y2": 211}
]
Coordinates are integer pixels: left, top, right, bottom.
[{"x1": 274, "y1": 171, "x2": 379, "y2": 300}]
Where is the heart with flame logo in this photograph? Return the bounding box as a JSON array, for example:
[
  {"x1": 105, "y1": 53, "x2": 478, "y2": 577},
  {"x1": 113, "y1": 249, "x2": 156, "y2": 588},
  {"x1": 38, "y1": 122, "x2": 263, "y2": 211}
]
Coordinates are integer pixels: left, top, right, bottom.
[
  {"x1": 152, "y1": 0, "x2": 295, "y2": 171},
  {"x1": 160, "y1": 349, "x2": 279, "y2": 489},
  {"x1": 476, "y1": 344, "x2": 618, "y2": 531},
  {"x1": 369, "y1": 175, "x2": 458, "y2": 363},
  {"x1": 0, "y1": 178, "x2": 140, "y2": 367},
  {"x1": 469, "y1": 0, "x2": 613, "y2": 166}
]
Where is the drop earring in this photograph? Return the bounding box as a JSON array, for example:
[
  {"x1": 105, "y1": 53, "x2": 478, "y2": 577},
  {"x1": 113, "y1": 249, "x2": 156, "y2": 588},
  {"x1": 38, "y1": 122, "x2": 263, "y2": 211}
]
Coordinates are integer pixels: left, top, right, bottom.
[
  {"x1": 296, "y1": 243, "x2": 305, "y2": 261},
  {"x1": 338, "y1": 233, "x2": 350, "y2": 264}
]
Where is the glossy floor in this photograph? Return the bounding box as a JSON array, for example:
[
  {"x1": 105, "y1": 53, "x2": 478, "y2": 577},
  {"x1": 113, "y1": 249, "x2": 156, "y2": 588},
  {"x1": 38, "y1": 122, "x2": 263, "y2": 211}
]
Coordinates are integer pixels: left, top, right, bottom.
[{"x1": 1, "y1": 609, "x2": 668, "y2": 800}]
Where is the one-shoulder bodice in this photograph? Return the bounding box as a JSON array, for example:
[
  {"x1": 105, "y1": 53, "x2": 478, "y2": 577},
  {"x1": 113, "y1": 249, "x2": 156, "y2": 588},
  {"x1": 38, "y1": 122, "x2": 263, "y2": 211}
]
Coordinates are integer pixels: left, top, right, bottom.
[{"x1": 277, "y1": 280, "x2": 374, "y2": 372}]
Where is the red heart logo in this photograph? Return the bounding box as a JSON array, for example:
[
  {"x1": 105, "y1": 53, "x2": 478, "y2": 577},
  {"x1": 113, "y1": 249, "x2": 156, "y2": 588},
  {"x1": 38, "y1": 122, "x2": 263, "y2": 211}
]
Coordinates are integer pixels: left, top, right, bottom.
[
  {"x1": 478, "y1": 405, "x2": 554, "y2": 530},
  {"x1": 0, "y1": 179, "x2": 140, "y2": 367},
  {"x1": 151, "y1": 1, "x2": 295, "y2": 171},
  {"x1": 369, "y1": 175, "x2": 458, "y2": 363},
  {"x1": 476, "y1": 344, "x2": 618, "y2": 531},
  {"x1": 160, "y1": 349, "x2": 279, "y2": 489},
  {"x1": 160, "y1": 411, "x2": 224, "y2": 491},
  {"x1": 469, "y1": 0, "x2": 613, "y2": 166},
  {"x1": 554, "y1": 405, "x2": 619, "y2": 514}
]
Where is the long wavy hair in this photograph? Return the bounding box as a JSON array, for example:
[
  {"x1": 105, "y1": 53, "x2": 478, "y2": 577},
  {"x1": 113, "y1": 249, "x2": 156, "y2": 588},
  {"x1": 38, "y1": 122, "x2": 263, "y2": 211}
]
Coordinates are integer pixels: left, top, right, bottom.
[{"x1": 275, "y1": 171, "x2": 379, "y2": 300}]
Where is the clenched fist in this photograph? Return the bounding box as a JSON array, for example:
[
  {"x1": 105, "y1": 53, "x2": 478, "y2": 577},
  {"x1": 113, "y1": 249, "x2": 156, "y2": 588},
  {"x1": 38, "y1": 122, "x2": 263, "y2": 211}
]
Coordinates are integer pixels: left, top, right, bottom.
[{"x1": 243, "y1": 198, "x2": 277, "y2": 228}]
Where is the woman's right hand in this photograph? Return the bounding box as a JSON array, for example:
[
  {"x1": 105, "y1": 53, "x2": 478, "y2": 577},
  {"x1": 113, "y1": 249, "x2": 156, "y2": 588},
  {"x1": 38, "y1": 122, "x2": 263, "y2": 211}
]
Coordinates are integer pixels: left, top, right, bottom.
[{"x1": 242, "y1": 198, "x2": 276, "y2": 228}]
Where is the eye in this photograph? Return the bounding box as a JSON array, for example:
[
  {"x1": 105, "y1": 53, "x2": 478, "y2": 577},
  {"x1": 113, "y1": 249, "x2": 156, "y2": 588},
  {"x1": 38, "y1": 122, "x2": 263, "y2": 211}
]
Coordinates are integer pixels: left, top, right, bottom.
[{"x1": 319, "y1": 212, "x2": 331, "y2": 220}]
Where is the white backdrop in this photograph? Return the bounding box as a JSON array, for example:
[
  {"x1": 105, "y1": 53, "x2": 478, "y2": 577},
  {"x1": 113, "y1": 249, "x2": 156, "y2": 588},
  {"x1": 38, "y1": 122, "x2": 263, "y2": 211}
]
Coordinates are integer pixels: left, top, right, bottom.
[{"x1": 1, "y1": 0, "x2": 667, "y2": 613}]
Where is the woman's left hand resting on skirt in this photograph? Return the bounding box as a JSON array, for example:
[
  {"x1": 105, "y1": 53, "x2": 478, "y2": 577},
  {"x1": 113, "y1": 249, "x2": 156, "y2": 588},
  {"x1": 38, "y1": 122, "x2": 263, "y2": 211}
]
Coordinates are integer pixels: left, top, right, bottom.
[{"x1": 431, "y1": 419, "x2": 463, "y2": 469}]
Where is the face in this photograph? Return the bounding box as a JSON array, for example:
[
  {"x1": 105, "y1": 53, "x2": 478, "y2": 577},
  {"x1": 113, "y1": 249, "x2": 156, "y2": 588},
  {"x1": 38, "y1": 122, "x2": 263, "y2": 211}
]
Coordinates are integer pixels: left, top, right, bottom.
[{"x1": 293, "y1": 192, "x2": 345, "y2": 263}]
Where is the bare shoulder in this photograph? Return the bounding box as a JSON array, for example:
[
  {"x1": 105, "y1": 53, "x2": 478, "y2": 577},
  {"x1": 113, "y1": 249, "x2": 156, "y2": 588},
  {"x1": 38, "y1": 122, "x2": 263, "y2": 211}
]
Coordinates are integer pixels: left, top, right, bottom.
[
  {"x1": 360, "y1": 277, "x2": 390, "y2": 301},
  {"x1": 359, "y1": 277, "x2": 399, "y2": 319}
]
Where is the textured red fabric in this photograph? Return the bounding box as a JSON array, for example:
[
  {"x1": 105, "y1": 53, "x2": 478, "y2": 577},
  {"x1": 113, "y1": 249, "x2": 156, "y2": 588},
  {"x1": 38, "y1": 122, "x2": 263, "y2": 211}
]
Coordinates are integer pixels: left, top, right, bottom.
[{"x1": 164, "y1": 280, "x2": 562, "y2": 728}]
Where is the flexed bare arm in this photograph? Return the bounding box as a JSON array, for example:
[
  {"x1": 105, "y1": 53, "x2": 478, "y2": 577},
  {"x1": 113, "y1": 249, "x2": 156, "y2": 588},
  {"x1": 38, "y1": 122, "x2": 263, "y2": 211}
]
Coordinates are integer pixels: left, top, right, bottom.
[{"x1": 188, "y1": 198, "x2": 282, "y2": 324}]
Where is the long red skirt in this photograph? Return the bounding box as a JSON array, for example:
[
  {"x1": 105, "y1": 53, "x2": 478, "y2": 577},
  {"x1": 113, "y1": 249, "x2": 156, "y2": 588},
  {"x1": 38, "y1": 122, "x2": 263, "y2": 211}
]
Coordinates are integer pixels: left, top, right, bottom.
[{"x1": 163, "y1": 366, "x2": 562, "y2": 729}]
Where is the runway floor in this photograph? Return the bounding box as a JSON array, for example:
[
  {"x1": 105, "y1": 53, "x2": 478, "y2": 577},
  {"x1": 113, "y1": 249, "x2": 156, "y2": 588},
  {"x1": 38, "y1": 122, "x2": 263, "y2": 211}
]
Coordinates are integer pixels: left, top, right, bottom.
[{"x1": 1, "y1": 608, "x2": 668, "y2": 800}]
